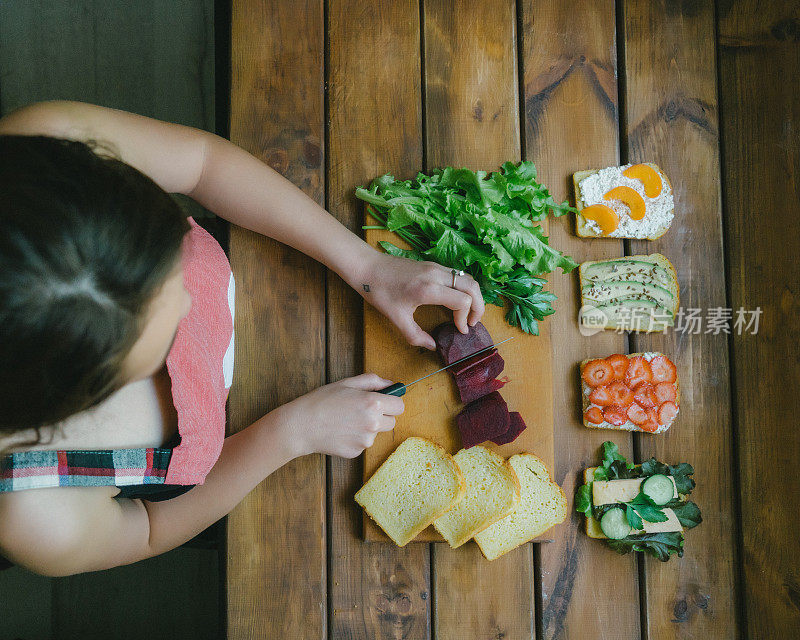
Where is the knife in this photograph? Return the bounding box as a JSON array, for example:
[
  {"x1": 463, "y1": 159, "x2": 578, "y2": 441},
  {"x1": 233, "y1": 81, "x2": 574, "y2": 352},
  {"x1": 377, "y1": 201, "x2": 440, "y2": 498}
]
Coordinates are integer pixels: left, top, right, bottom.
[{"x1": 377, "y1": 336, "x2": 515, "y2": 397}]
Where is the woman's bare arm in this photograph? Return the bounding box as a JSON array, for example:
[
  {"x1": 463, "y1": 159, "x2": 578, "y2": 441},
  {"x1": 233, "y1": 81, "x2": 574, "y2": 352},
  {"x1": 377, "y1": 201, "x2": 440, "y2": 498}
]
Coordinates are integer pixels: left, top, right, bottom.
[
  {"x1": 0, "y1": 374, "x2": 403, "y2": 576},
  {"x1": 0, "y1": 101, "x2": 484, "y2": 346},
  {"x1": 0, "y1": 409, "x2": 294, "y2": 576}
]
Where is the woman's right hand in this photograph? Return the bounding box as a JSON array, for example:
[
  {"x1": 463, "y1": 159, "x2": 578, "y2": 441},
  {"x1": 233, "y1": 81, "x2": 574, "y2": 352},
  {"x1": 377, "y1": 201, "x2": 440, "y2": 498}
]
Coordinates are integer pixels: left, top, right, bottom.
[{"x1": 272, "y1": 373, "x2": 405, "y2": 459}]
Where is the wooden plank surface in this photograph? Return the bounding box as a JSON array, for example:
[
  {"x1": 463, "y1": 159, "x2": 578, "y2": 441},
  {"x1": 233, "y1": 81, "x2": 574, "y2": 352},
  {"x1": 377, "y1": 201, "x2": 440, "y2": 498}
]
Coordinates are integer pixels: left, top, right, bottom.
[
  {"x1": 422, "y1": 2, "x2": 536, "y2": 638},
  {"x1": 326, "y1": 2, "x2": 432, "y2": 638},
  {"x1": 622, "y1": 0, "x2": 738, "y2": 637},
  {"x1": 519, "y1": 2, "x2": 642, "y2": 638},
  {"x1": 718, "y1": 0, "x2": 800, "y2": 636},
  {"x1": 226, "y1": 1, "x2": 326, "y2": 638}
]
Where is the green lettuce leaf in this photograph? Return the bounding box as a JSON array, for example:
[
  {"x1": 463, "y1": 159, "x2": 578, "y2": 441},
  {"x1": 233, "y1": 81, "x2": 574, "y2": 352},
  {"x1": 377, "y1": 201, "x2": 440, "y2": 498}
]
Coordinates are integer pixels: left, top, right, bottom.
[
  {"x1": 356, "y1": 161, "x2": 577, "y2": 334},
  {"x1": 378, "y1": 241, "x2": 425, "y2": 262},
  {"x1": 608, "y1": 532, "x2": 685, "y2": 562},
  {"x1": 575, "y1": 484, "x2": 593, "y2": 517},
  {"x1": 592, "y1": 441, "x2": 636, "y2": 481},
  {"x1": 667, "y1": 500, "x2": 703, "y2": 529}
]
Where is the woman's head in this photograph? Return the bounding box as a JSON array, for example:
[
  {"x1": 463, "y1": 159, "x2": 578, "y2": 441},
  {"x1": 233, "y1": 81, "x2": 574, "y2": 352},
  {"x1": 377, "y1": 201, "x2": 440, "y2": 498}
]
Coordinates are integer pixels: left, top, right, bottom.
[{"x1": 0, "y1": 135, "x2": 191, "y2": 435}]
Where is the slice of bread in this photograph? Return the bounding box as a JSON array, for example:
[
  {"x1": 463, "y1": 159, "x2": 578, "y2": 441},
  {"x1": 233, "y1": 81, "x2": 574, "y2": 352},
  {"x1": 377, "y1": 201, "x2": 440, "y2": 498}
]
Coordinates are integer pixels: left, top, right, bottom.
[
  {"x1": 355, "y1": 437, "x2": 466, "y2": 546},
  {"x1": 433, "y1": 446, "x2": 521, "y2": 548},
  {"x1": 474, "y1": 454, "x2": 567, "y2": 560},
  {"x1": 580, "y1": 352, "x2": 681, "y2": 434},
  {"x1": 573, "y1": 163, "x2": 673, "y2": 240},
  {"x1": 583, "y1": 467, "x2": 605, "y2": 538},
  {"x1": 579, "y1": 253, "x2": 679, "y2": 333}
]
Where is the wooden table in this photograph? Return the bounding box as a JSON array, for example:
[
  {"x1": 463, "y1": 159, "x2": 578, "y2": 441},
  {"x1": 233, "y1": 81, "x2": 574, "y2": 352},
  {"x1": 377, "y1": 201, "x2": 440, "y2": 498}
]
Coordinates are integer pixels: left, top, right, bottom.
[{"x1": 223, "y1": 1, "x2": 800, "y2": 638}]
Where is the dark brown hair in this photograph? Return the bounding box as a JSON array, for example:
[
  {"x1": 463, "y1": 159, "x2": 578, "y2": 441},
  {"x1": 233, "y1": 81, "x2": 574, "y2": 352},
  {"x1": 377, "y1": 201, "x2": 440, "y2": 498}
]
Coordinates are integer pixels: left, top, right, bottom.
[{"x1": 0, "y1": 135, "x2": 190, "y2": 439}]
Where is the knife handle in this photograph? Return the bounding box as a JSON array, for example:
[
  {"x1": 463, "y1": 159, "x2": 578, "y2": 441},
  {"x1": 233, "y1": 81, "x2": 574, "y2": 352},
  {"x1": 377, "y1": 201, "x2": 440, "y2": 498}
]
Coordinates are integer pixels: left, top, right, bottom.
[{"x1": 378, "y1": 382, "x2": 407, "y2": 397}]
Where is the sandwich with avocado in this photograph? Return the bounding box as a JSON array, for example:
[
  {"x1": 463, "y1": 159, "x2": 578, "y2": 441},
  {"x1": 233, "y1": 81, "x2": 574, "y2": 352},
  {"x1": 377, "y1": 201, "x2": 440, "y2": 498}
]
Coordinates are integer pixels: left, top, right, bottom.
[
  {"x1": 575, "y1": 442, "x2": 701, "y2": 561},
  {"x1": 579, "y1": 253, "x2": 678, "y2": 333}
]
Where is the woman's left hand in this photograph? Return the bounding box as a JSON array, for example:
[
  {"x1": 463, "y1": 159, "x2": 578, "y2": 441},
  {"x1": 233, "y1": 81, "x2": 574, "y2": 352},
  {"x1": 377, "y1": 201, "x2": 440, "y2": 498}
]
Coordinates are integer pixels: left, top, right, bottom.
[{"x1": 351, "y1": 252, "x2": 485, "y2": 349}]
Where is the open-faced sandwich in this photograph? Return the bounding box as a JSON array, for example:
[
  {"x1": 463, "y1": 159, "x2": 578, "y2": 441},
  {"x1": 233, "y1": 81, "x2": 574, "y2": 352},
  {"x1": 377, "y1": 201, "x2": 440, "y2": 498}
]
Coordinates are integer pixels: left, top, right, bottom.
[
  {"x1": 573, "y1": 163, "x2": 673, "y2": 239},
  {"x1": 581, "y1": 353, "x2": 679, "y2": 434},
  {"x1": 579, "y1": 253, "x2": 679, "y2": 332},
  {"x1": 575, "y1": 442, "x2": 702, "y2": 561}
]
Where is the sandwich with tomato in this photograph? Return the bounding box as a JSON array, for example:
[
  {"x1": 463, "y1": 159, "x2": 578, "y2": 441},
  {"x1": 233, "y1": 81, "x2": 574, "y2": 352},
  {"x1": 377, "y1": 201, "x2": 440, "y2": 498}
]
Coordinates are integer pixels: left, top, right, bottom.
[{"x1": 580, "y1": 352, "x2": 679, "y2": 434}]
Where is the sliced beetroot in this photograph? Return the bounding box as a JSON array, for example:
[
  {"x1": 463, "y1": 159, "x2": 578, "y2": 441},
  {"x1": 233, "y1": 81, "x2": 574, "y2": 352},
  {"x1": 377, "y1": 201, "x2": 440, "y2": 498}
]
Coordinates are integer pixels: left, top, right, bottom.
[
  {"x1": 456, "y1": 375, "x2": 507, "y2": 405},
  {"x1": 454, "y1": 352, "x2": 506, "y2": 403},
  {"x1": 456, "y1": 391, "x2": 510, "y2": 449},
  {"x1": 448, "y1": 349, "x2": 496, "y2": 377},
  {"x1": 432, "y1": 321, "x2": 494, "y2": 366},
  {"x1": 491, "y1": 411, "x2": 527, "y2": 445}
]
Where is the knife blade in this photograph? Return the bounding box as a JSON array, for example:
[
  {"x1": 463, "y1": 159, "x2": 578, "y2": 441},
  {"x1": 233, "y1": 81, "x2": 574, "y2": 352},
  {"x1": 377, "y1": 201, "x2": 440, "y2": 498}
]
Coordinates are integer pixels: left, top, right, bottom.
[{"x1": 377, "y1": 335, "x2": 515, "y2": 397}]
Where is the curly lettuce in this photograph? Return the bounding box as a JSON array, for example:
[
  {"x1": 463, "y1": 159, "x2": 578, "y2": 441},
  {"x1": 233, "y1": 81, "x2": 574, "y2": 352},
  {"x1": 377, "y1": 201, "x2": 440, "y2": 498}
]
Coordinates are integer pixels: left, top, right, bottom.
[{"x1": 357, "y1": 161, "x2": 577, "y2": 335}]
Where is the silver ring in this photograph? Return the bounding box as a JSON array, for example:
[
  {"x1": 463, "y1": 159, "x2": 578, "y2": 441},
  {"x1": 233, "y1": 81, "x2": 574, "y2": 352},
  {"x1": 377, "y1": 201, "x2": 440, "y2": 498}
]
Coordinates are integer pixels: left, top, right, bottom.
[{"x1": 451, "y1": 269, "x2": 464, "y2": 288}]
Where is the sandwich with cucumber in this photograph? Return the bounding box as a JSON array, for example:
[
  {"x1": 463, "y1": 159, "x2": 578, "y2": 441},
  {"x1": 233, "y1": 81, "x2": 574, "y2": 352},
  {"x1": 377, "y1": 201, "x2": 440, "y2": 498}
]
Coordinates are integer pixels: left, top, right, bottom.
[
  {"x1": 579, "y1": 253, "x2": 678, "y2": 333},
  {"x1": 575, "y1": 442, "x2": 702, "y2": 561}
]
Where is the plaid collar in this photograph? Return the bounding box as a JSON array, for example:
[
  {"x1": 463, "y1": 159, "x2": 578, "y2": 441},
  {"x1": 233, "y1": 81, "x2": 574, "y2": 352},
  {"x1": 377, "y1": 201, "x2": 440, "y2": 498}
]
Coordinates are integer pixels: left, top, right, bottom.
[{"x1": 0, "y1": 447, "x2": 172, "y2": 492}]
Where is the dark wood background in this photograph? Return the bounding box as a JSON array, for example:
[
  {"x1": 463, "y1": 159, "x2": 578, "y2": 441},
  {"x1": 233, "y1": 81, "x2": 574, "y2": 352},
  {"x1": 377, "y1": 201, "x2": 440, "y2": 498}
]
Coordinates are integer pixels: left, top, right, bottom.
[
  {"x1": 0, "y1": 2, "x2": 224, "y2": 639},
  {"x1": 2, "y1": 1, "x2": 799, "y2": 639}
]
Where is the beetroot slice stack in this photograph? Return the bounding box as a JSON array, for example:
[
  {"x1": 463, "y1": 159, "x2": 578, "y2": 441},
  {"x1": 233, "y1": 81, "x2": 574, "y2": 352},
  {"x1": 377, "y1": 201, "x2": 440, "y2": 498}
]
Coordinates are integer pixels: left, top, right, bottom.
[
  {"x1": 432, "y1": 322, "x2": 527, "y2": 447},
  {"x1": 456, "y1": 392, "x2": 510, "y2": 448}
]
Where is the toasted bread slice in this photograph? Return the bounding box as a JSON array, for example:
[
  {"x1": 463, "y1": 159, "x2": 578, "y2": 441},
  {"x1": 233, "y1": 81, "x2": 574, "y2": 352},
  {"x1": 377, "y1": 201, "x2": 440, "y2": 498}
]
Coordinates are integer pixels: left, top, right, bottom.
[
  {"x1": 573, "y1": 163, "x2": 673, "y2": 240},
  {"x1": 578, "y1": 253, "x2": 679, "y2": 333},
  {"x1": 474, "y1": 454, "x2": 567, "y2": 560},
  {"x1": 433, "y1": 446, "x2": 521, "y2": 548},
  {"x1": 580, "y1": 352, "x2": 681, "y2": 434},
  {"x1": 355, "y1": 437, "x2": 465, "y2": 546}
]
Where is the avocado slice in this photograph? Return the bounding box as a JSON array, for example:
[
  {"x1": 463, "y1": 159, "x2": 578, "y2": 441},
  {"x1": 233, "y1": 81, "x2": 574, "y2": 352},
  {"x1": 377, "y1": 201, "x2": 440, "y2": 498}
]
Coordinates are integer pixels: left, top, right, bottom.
[
  {"x1": 583, "y1": 298, "x2": 674, "y2": 331},
  {"x1": 582, "y1": 259, "x2": 671, "y2": 288},
  {"x1": 583, "y1": 280, "x2": 674, "y2": 310}
]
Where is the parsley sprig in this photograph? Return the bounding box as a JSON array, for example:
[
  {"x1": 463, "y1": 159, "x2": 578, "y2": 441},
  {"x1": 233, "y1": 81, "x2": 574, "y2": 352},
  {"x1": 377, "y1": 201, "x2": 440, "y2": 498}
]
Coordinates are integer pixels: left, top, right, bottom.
[{"x1": 621, "y1": 491, "x2": 668, "y2": 530}]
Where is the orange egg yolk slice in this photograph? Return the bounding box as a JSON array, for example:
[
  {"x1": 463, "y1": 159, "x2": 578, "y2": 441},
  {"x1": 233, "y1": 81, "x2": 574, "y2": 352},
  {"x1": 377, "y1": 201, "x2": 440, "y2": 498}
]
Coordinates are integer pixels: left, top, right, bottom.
[
  {"x1": 580, "y1": 204, "x2": 619, "y2": 236},
  {"x1": 622, "y1": 164, "x2": 663, "y2": 197},
  {"x1": 604, "y1": 186, "x2": 646, "y2": 221}
]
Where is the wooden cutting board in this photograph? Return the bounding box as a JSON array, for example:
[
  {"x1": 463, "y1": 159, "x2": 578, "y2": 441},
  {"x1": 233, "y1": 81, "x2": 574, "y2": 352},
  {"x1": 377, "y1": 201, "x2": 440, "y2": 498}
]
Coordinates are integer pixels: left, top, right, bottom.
[{"x1": 362, "y1": 225, "x2": 555, "y2": 542}]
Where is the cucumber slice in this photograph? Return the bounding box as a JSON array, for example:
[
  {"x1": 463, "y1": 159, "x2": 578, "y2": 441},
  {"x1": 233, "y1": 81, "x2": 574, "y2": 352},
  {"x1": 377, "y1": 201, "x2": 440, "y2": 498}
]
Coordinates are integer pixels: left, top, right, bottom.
[
  {"x1": 600, "y1": 508, "x2": 633, "y2": 540},
  {"x1": 641, "y1": 474, "x2": 675, "y2": 506}
]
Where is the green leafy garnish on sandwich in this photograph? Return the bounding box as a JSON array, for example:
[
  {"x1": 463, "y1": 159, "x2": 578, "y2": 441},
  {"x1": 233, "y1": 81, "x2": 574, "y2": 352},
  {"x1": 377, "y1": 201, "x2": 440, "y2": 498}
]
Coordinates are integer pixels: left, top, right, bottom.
[
  {"x1": 576, "y1": 441, "x2": 702, "y2": 562},
  {"x1": 356, "y1": 161, "x2": 578, "y2": 335}
]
